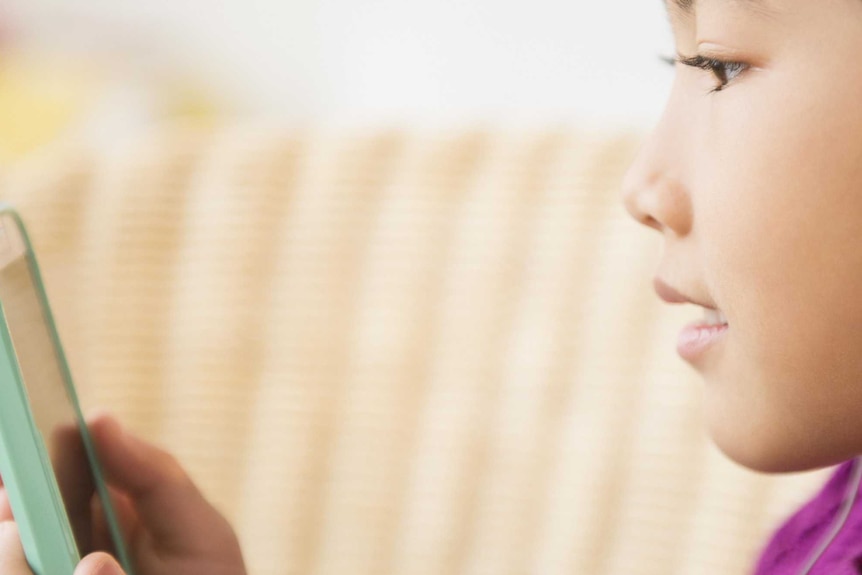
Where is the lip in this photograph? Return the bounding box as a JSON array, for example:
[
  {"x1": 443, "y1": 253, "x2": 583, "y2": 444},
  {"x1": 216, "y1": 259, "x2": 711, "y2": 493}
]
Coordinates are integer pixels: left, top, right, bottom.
[
  {"x1": 677, "y1": 321, "x2": 729, "y2": 361},
  {"x1": 654, "y1": 277, "x2": 728, "y2": 361},
  {"x1": 653, "y1": 277, "x2": 719, "y2": 310}
]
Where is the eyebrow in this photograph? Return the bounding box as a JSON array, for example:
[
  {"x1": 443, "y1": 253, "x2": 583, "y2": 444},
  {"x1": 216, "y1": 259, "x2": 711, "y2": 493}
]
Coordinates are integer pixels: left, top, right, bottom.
[
  {"x1": 666, "y1": 0, "x2": 778, "y2": 17},
  {"x1": 670, "y1": 0, "x2": 695, "y2": 10}
]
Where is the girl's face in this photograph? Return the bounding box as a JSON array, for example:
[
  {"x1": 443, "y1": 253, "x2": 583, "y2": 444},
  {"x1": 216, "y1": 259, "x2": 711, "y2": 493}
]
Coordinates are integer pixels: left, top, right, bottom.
[{"x1": 622, "y1": 0, "x2": 862, "y2": 473}]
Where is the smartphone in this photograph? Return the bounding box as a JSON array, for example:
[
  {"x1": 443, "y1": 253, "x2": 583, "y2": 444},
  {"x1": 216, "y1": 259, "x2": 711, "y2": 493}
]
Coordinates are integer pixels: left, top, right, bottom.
[{"x1": 0, "y1": 204, "x2": 134, "y2": 575}]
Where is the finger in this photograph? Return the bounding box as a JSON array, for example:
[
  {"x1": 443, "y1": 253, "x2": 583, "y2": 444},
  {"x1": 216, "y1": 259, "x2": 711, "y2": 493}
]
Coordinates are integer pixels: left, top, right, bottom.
[
  {"x1": 0, "y1": 472, "x2": 9, "y2": 523},
  {"x1": 106, "y1": 488, "x2": 139, "y2": 546},
  {"x1": 0, "y1": 521, "x2": 30, "y2": 573},
  {"x1": 90, "y1": 494, "x2": 115, "y2": 556},
  {"x1": 86, "y1": 412, "x2": 228, "y2": 553},
  {"x1": 74, "y1": 552, "x2": 125, "y2": 575},
  {"x1": 0, "y1": 487, "x2": 12, "y2": 522},
  {"x1": 91, "y1": 488, "x2": 138, "y2": 554},
  {"x1": 49, "y1": 422, "x2": 96, "y2": 552}
]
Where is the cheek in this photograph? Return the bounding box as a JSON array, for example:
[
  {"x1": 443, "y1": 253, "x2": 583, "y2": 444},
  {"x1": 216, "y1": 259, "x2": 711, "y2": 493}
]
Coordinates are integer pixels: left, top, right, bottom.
[
  {"x1": 729, "y1": 89, "x2": 862, "y2": 354},
  {"x1": 695, "y1": 82, "x2": 862, "y2": 466},
  {"x1": 705, "y1": 60, "x2": 862, "y2": 337}
]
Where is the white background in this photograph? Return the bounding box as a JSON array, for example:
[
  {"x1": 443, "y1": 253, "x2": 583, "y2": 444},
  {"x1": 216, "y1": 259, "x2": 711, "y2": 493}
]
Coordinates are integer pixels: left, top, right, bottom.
[{"x1": 2, "y1": 0, "x2": 676, "y2": 131}]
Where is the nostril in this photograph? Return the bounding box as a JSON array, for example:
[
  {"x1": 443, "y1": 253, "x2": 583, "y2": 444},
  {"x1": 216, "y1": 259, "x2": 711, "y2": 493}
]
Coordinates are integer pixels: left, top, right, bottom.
[
  {"x1": 622, "y1": 186, "x2": 662, "y2": 231},
  {"x1": 641, "y1": 214, "x2": 663, "y2": 232},
  {"x1": 621, "y1": 172, "x2": 657, "y2": 226},
  {"x1": 622, "y1": 175, "x2": 692, "y2": 236}
]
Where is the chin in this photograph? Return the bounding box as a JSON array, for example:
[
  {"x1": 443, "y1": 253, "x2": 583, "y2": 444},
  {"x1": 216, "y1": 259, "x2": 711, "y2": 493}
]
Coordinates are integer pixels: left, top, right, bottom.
[
  {"x1": 715, "y1": 439, "x2": 809, "y2": 474},
  {"x1": 705, "y1": 413, "x2": 849, "y2": 475}
]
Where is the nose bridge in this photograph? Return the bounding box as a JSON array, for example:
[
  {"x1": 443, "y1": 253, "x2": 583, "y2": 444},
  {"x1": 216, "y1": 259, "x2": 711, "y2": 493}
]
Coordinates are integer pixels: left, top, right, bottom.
[{"x1": 621, "y1": 86, "x2": 693, "y2": 236}]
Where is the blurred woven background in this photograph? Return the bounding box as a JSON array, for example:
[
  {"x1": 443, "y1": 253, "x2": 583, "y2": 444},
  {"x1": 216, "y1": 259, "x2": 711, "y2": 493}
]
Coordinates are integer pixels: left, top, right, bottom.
[
  {"x1": 0, "y1": 2, "x2": 838, "y2": 574},
  {"x1": 0, "y1": 124, "x2": 832, "y2": 575}
]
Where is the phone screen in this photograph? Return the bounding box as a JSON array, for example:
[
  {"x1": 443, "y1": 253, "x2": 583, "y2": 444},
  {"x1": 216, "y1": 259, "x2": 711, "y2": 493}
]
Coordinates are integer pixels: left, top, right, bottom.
[{"x1": 0, "y1": 214, "x2": 108, "y2": 556}]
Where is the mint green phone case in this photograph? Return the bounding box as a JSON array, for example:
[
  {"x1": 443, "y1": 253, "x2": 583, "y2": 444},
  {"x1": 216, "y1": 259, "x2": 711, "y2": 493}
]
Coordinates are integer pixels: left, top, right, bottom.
[{"x1": 0, "y1": 204, "x2": 134, "y2": 575}]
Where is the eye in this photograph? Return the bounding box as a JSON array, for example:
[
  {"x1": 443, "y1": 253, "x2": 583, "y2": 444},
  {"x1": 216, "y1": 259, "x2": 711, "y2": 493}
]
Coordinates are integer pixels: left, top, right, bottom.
[{"x1": 659, "y1": 53, "x2": 749, "y2": 94}]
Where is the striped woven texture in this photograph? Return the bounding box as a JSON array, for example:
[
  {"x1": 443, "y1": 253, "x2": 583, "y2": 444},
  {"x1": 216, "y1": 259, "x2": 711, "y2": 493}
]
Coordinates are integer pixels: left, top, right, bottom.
[{"x1": 0, "y1": 124, "x2": 832, "y2": 575}]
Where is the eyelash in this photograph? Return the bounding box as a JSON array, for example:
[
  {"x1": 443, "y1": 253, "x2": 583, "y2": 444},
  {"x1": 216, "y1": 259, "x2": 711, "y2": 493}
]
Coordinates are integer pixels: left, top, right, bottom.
[{"x1": 659, "y1": 53, "x2": 749, "y2": 94}]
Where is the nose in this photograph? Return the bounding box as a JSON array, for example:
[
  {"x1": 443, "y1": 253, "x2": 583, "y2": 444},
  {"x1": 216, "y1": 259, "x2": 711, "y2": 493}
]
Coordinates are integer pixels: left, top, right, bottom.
[{"x1": 620, "y1": 113, "x2": 693, "y2": 237}]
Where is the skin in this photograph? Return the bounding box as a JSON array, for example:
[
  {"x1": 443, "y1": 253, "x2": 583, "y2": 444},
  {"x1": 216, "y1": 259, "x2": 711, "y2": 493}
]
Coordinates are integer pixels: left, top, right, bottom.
[
  {"x1": 0, "y1": 412, "x2": 246, "y2": 575},
  {"x1": 4, "y1": 0, "x2": 862, "y2": 568},
  {"x1": 622, "y1": 0, "x2": 862, "y2": 473}
]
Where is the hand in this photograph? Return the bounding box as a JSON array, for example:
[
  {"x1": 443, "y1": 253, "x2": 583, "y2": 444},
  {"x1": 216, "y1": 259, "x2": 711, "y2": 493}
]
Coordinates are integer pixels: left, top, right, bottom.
[
  {"x1": 1, "y1": 520, "x2": 127, "y2": 575},
  {"x1": 1, "y1": 412, "x2": 247, "y2": 575}
]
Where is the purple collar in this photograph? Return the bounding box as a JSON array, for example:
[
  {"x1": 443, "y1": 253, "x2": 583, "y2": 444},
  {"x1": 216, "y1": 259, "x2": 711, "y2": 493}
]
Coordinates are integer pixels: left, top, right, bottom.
[{"x1": 752, "y1": 458, "x2": 862, "y2": 575}]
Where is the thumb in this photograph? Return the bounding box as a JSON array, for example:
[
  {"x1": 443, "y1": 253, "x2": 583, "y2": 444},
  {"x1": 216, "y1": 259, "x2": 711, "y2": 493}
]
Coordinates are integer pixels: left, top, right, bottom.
[
  {"x1": 74, "y1": 552, "x2": 125, "y2": 575},
  {"x1": 0, "y1": 521, "x2": 29, "y2": 573},
  {"x1": 0, "y1": 486, "x2": 13, "y2": 522},
  {"x1": 86, "y1": 412, "x2": 227, "y2": 552}
]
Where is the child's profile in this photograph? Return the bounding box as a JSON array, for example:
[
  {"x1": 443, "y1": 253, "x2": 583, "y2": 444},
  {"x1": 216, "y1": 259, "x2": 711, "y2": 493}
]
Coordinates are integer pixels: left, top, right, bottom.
[
  {"x1": 623, "y1": 0, "x2": 862, "y2": 572},
  {"x1": 4, "y1": 0, "x2": 862, "y2": 574}
]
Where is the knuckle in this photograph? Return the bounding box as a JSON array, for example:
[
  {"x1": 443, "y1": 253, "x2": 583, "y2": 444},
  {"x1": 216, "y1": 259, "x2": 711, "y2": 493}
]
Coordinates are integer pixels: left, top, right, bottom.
[{"x1": 156, "y1": 451, "x2": 196, "y2": 493}]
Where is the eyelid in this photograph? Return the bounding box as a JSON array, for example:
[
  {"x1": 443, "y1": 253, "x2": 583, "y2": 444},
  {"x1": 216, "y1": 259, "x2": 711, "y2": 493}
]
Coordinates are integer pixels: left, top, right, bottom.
[
  {"x1": 658, "y1": 51, "x2": 749, "y2": 94},
  {"x1": 661, "y1": 52, "x2": 739, "y2": 70}
]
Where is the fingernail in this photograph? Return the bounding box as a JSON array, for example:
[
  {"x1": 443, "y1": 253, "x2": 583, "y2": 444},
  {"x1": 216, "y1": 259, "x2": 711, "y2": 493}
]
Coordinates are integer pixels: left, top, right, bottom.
[
  {"x1": 87, "y1": 408, "x2": 119, "y2": 429},
  {"x1": 98, "y1": 556, "x2": 124, "y2": 575},
  {"x1": 105, "y1": 414, "x2": 123, "y2": 437},
  {"x1": 75, "y1": 553, "x2": 125, "y2": 575},
  {"x1": 111, "y1": 420, "x2": 149, "y2": 462}
]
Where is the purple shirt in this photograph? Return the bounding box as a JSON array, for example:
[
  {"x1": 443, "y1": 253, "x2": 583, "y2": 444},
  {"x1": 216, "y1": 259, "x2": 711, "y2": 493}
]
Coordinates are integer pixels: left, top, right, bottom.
[{"x1": 752, "y1": 458, "x2": 862, "y2": 575}]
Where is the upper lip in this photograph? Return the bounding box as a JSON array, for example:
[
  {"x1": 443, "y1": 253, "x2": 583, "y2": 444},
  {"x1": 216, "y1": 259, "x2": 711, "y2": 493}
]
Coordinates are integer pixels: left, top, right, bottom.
[{"x1": 653, "y1": 277, "x2": 719, "y2": 310}]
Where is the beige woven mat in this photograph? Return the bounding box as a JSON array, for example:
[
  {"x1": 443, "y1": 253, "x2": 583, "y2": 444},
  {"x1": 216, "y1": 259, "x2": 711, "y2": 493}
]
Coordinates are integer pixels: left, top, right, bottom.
[{"x1": 0, "y1": 124, "x2": 831, "y2": 575}]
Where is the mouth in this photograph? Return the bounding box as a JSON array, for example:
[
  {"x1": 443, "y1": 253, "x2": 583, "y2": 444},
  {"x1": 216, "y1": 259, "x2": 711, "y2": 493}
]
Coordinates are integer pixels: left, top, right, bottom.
[
  {"x1": 653, "y1": 277, "x2": 729, "y2": 360},
  {"x1": 653, "y1": 277, "x2": 719, "y2": 310},
  {"x1": 700, "y1": 307, "x2": 729, "y2": 328},
  {"x1": 677, "y1": 306, "x2": 729, "y2": 361}
]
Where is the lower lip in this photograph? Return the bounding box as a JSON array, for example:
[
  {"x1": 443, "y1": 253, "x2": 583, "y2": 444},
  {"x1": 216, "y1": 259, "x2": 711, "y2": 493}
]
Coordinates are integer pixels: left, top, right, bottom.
[{"x1": 677, "y1": 322, "x2": 729, "y2": 361}]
